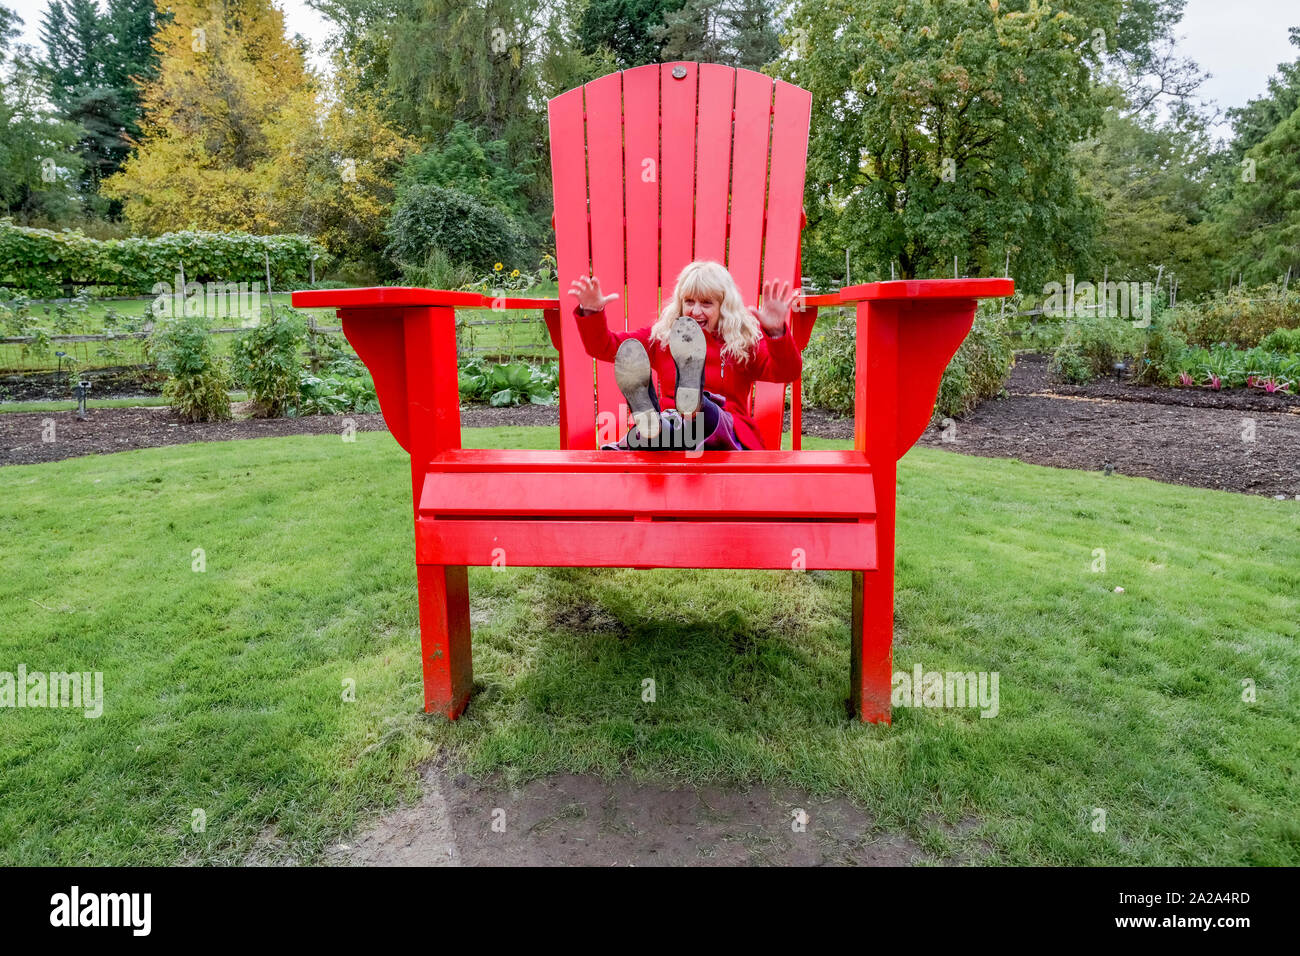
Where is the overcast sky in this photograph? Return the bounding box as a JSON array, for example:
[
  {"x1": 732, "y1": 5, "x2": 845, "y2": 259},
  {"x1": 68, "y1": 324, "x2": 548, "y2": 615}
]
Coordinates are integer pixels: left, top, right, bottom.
[{"x1": 5, "y1": 0, "x2": 1298, "y2": 127}]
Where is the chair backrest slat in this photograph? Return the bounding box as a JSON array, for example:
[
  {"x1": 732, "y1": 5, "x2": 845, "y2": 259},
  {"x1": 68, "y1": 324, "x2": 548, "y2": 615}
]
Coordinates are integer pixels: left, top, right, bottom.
[
  {"x1": 547, "y1": 86, "x2": 597, "y2": 450},
  {"x1": 752, "y1": 78, "x2": 813, "y2": 450},
  {"x1": 694, "y1": 64, "x2": 737, "y2": 265},
  {"x1": 585, "y1": 72, "x2": 629, "y2": 428},
  {"x1": 549, "y1": 63, "x2": 812, "y2": 450}
]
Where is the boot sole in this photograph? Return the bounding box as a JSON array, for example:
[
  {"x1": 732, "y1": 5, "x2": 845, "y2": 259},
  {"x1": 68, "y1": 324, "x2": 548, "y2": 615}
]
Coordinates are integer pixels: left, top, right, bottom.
[
  {"x1": 614, "y1": 338, "x2": 659, "y2": 442},
  {"x1": 669, "y1": 317, "x2": 708, "y2": 416}
]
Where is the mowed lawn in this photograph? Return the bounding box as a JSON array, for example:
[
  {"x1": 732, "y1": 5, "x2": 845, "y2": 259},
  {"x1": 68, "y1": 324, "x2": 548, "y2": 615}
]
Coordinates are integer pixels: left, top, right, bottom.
[{"x1": 0, "y1": 427, "x2": 1297, "y2": 865}]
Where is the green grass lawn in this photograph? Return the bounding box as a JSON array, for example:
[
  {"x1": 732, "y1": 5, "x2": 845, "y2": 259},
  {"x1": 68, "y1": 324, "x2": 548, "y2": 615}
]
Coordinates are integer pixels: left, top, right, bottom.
[{"x1": 1, "y1": 428, "x2": 1297, "y2": 865}]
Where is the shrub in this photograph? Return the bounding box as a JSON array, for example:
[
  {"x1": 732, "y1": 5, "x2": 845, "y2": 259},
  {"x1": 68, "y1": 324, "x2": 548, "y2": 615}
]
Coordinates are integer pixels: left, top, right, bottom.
[
  {"x1": 0, "y1": 222, "x2": 325, "y2": 296},
  {"x1": 231, "y1": 310, "x2": 307, "y2": 418},
  {"x1": 1133, "y1": 322, "x2": 1188, "y2": 385},
  {"x1": 385, "y1": 184, "x2": 526, "y2": 273},
  {"x1": 1050, "y1": 316, "x2": 1138, "y2": 384},
  {"x1": 936, "y1": 307, "x2": 1015, "y2": 418},
  {"x1": 150, "y1": 314, "x2": 232, "y2": 422},
  {"x1": 1259, "y1": 327, "x2": 1300, "y2": 355},
  {"x1": 1166, "y1": 287, "x2": 1300, "y2": 348},
  {"x1": 801, "y1": 313, "x2": 856, "y2": 415},
  {"x1": 399, "y1": 245, "x2": 476, "y2": 289},
  {"x1": 801, "y1": 305, "x2": 1013, "y2": 419}
]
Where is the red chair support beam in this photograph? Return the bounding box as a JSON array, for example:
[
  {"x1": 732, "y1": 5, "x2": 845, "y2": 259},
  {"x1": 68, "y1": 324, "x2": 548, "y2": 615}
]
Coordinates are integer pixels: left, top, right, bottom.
[{"x1": 292, "y1": 64, "x2": 1013, "y2": 724}]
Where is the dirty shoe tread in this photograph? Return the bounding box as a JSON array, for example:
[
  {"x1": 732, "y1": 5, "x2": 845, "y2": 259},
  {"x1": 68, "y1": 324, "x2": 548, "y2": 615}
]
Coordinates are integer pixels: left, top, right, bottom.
[
  {"x1": 669, "y1": 316, "x2": 708, "y2": 416},
  {"x1": 614, "y1": 338, "x2": 660, "y2": 442}
]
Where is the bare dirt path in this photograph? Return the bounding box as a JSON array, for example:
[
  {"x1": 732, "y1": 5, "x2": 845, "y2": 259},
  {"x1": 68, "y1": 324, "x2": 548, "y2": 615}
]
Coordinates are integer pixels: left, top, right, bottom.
[{"x1": 323, "y1": 764, "x2": 980, "y2": 867}]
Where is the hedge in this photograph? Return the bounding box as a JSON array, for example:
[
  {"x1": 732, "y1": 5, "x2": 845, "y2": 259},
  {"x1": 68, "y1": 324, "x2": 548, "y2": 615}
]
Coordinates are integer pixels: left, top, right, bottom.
[{"x1": 0, "y1": 222, "x2": 326, "y2": 296}]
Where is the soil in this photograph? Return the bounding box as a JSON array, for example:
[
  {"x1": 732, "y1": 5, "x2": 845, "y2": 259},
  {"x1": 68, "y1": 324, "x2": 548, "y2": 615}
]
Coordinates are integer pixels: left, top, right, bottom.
[
  {"x1": 790, "y1": 353, "x2": 1300, "y2": 498},
  {"x1": 6, "y1": 353, "x2": 1298, "y2": 497},
  {"x1": 323, "y1": 763, "x2": 982, "y2": 867}
]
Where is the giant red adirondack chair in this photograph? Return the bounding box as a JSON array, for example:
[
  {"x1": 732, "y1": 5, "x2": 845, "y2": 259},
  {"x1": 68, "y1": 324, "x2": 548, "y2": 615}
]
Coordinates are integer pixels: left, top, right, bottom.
[{"x1": 294, "y1": 63, "x2": 1012, "y2": 723}]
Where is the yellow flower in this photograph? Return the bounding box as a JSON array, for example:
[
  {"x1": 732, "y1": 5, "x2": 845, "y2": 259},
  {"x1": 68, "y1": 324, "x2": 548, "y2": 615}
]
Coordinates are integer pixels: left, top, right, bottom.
[
  {"x1": 494, "y1": 262, "x2": 503, "y2": 271},
  {"x1": 510, "y1": 269, "x2": 520, "y2": 277}
]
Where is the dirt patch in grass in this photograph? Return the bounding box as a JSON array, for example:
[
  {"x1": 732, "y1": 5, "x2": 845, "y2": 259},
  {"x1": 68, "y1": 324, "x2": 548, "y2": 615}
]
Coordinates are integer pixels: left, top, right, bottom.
[{"x1": 327, "y1": 764, "x2": 960, "y2": 866}]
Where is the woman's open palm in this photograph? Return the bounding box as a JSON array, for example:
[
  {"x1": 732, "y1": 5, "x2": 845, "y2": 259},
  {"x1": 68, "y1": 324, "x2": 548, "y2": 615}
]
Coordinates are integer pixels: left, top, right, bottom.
[
  {"x1": 750, "y1": 278, "x2": 799, "y2": 335},
  {"x1": 568, "y1": 274, "x2": 620, "y2": 312}
]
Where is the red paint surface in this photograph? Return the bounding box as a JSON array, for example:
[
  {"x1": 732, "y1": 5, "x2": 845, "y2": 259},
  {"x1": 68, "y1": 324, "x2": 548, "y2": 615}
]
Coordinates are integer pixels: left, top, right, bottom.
[{"x1": 290, "y1": 67, "x2": 1012, "y2": 723}]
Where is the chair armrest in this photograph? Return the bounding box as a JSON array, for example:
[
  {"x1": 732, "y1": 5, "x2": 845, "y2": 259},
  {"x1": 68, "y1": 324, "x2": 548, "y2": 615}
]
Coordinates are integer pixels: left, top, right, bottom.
[
  {"x1": 838, "y1": 278, "x2": 1014, "y2": 303},
  {"x1": 291, "y1": 287, "x2": 562, "y2": 311},
  {"x1": 847, "y1": 278, "x2": 1014, "y2": 462}
]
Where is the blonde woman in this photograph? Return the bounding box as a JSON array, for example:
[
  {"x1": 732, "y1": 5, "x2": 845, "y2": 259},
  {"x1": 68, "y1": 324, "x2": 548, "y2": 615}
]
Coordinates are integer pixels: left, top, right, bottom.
[{"x1": 567, "y1": 260, "x2": 801, "y2": 450}]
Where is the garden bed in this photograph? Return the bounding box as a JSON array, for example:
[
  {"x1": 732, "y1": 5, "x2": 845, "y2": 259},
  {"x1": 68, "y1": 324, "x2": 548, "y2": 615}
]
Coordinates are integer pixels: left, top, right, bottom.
[{"x1": 5, "y1": 354, "x2": 1299, "y2": 498}]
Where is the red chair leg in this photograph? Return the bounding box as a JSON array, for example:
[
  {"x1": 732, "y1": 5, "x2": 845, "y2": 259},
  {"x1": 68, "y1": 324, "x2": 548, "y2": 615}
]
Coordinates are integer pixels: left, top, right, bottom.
[
  {"x1": 415, "y1": 564, "x2": 473, "y2": 718},
  {"x1": 851, "y1": 568, "x2": 893, "y2": 723}
]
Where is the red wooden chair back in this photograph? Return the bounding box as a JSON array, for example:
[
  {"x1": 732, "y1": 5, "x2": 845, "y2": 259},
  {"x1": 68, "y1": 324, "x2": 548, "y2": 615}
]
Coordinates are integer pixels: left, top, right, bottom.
[{"x1": 548, "y1": 62, "x2": 812, "y2": 450}]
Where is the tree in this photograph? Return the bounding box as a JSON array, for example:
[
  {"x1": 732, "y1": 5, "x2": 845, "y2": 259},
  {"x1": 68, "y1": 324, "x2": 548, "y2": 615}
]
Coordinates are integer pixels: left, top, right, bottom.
[
  {"x1": 39, "y1": 0, "x2": 163, "y2": 197},
  {"x1": 102, "y1": 0, "x2": 318, "y2": 233},
  {"x1": 1225, "y1": 27, "x2": 1300, "y2": 163},
  {"x1": 1213, "y1": 104, "x2": 1300, "y2": 287},
  {"x1": 273, "y1": 61, "x2": 416, "y2": 268},
  {"x1": 782, "y1": 0, "x2": 1125, "y2": 288},
  {"x1": 0, "y1": 5, "x2": 85, "y2": 221},
  {"x1": 577, "y1": 0, "x2": 688, "y2": 68},
  {"x1": 1073, "y1": 99, "x2": 1218, "y2": 298},
  {"x1": 652, "y1": 0, "x2": 729, "y2": 63}
]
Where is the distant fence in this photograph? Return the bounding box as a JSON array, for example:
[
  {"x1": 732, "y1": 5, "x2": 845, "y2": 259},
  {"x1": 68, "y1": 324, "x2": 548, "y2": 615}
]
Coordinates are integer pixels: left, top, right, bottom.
[{"x1": 0, "y1": 301, "x2": 558, "y2": 373}]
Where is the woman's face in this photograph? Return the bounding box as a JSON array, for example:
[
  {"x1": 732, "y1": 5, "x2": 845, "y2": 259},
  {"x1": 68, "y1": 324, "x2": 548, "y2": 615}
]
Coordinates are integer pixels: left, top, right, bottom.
[{"x1": 682, "y1": 290, "x2": 721, "y2": 335}]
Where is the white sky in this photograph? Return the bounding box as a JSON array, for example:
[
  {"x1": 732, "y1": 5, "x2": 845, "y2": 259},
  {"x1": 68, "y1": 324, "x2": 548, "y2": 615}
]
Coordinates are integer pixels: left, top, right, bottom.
[{"x1": 5, "y1": 0, "x2": 1298, "y2": 125}]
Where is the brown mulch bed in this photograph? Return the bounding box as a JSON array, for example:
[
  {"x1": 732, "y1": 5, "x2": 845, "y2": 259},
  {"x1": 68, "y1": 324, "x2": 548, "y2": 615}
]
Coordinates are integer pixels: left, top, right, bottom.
[{"x1": 5, "y1": 355, "x2": 1299, "y2": 498}]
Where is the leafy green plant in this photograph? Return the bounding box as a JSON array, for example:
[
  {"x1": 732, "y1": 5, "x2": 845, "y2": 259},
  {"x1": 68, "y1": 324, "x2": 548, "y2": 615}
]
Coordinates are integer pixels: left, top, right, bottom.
[
  {"x1": 457, "y1": 359, "x2": 556, "y2": 406},
  {"x1": 0, "y1": 222, "x2": 325, "y2": 296},
  {"x1": 1259, "y1": 327, "x2": 1300, "y2": 355},
  {"x1": 1050, "y1": 316, "x2": 1139, "y2": 384},
  {"x1": 231, "y1": 310, "x2": 307, "y2": 418},
  {"x1": 1166, "y1": 287, "x2": 1300, "y2": 348},
  {"x1": 936, "y1": 306, "x2": 1015, "y2": 417},
  {"x1": 801, "y1": 313, "x2": 856, "y2": 415},
  {"x1": 150, "y1": 313, "x2": 232, "y2": 422},
  {"x1": 384, "y1": 184, "x2": 526, "y2": 274},
  {"x1": 296, "y1": 372, "x2": 379, "y2": 415}
]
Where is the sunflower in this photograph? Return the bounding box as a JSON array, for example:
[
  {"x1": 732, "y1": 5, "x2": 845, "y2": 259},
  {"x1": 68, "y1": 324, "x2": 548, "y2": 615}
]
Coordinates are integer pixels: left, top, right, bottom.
[
  {"x1": 494, "y1": 262, "x2": 503, "y2": 271},
  {"x1": 510, "y1": 269, "x2": 520, "y2": 278}
]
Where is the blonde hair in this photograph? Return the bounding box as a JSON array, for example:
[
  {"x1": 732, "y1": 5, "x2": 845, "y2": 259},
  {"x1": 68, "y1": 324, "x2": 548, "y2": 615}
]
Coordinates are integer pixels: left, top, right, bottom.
[{"x1": 650, "y1": 260, "x2": 762, "y2": 365}]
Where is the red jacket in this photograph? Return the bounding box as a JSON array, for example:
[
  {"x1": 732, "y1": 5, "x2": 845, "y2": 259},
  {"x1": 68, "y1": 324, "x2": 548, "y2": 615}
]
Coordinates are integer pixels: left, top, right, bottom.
[{"x1": 573, "y1": 305, "x2": 802, "y2": 450}]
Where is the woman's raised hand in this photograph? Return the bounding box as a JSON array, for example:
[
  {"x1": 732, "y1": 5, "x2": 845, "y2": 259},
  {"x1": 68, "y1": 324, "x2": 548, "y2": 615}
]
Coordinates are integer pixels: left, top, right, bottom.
[
  {"x1": 750, "y1": 278, "x2": 800, "y2": 336},
  {"x1": 567, "y1": 274, "x2": 620, "y2": 313}
]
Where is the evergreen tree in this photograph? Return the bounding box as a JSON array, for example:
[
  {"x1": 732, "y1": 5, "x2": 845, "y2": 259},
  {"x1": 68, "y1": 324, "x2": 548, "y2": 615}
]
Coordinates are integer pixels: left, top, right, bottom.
[
  {"x1": 0, "y1": 5, "x2": 85, "y2": 220},
  {"x1": 577, "y1": 0, "x2": 687, "y2": 68},
  {"x1": 38, "y1": 0, "x2": 162, "y2": 198}
]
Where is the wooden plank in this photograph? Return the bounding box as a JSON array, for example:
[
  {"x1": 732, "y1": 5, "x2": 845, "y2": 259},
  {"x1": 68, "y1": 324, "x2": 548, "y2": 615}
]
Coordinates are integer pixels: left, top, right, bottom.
[
  {"x1": 694, "y1": 64, "x2": 737, "y2": 264},
  {"x1": 752, "y1": 80, "x2": 814, "y2": 448},
  {"x1": 419, "y1": 470, "x2": 876, "y2": 518},
  {"x1": 623, "y1": 65, "x2": 661, "y2": 328},
  {"x1": 548, "y1": 86, "x2": 597, "y2": 449},
  {"x1": 584, "y1": 72, "x2": 628, "y2": 435},
  {"x1": 417, "y1": 518, "x2": 877, "y2": 570},
  {"x1": 660, "y1": 61, "x2": 699, "y2": 294},
  {"x1": 726, "y1": 69, "x2": 775, "y2": 311}
]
